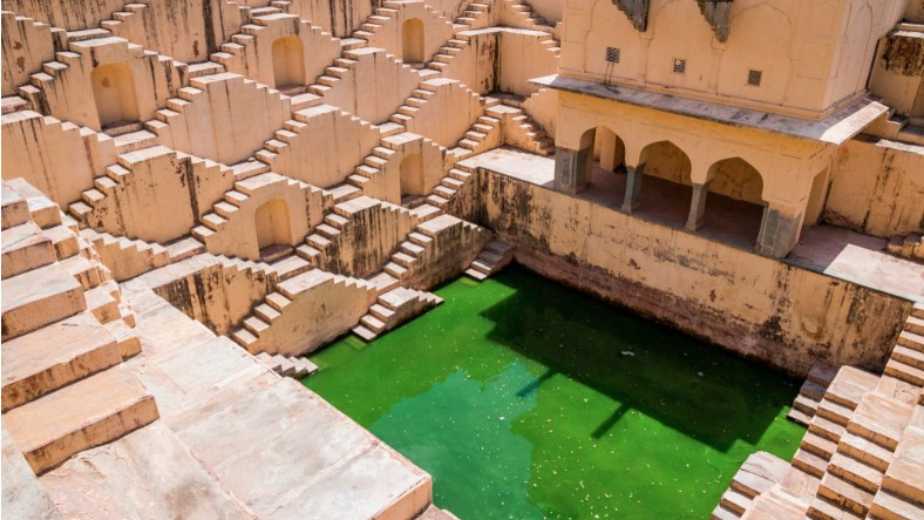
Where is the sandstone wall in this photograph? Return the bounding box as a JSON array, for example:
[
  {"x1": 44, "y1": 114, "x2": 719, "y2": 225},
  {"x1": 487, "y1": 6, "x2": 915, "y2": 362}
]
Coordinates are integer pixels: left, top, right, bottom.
[
  {"x1": 824, "y1": 137, "x2": 924, "y2": 238},
  {"x1": 440, "y1": 31, "x2": 497, "y2": 94},
  {"x1": 1, "y1": 111, "x2": 96, "y2": 206},
  {"x1": 130, "y1": 254, "x2": 272, "y2": 335},
  {"x1": 321, "y1": 48, "x2": 419, "y2": 124},
  {"x1": 151, "y1": 72, "x2": 290, "y2": 165},
  {"x1": 497, "y1": 29, "x2": 558, "y2": 96},
  {"x1": 263, "y1": 105, "x2": 380, "y2": 188},
  {"x1": 363, "y1": 0, "x2": 454, "y2": 63},
  {"x1": 288, "y1": 0, "x2": 373, "y2": 38},
  {"x1": 404, "y1": 79, "x2": 483, "y2": 147},
  {"x1": 3, "y1": 0, "x2": 124, "y2": 31},
  {"x1": 521, "y1": 87, "x2": 557, "y2": 137},
  {"x1": 403, "y1": 214, "x2": 491, "y2": 289},
  {"x1": 1, "y1": 11, "x2": 55, "y2": 96},
  {"x1": 473, "y1": 168, "x2": 912, "y2": 377}
]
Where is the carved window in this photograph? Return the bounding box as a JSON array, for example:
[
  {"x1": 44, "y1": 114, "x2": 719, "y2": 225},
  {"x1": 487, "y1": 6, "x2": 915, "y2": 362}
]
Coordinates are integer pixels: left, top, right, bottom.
[
  {"x1": 606, "y1": 47, "x2": 621, "y2": 64},
  {"x1": 748, "y1": 69, "x2": 763, "y2": 86},
  {"x1": 672, "y1": 58, "x2": 686, "y2": 74}
]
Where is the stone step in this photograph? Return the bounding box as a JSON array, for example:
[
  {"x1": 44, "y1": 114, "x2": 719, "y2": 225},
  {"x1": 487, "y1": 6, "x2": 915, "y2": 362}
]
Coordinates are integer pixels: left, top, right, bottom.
[
  {"x1": 2, "y1": 262, "x2": 86, "y2": 341},
  {"x1": 1, "y1": 221, "x2": 56, "y2": 278},
  {"x1": 352, "y1": 324, "x2": 377, "y2": 341},
  {"x1": 817, "y1": 472, "x2": 874, "y2": 516},
  {"x1": 807, "y1": 495, "x2": 862, "y2": 520},
  {"x1": 231, "y1": 328, "x2": 258, "y2": 349},
  {"x1": 905, "y1": 316, "x2": 924, "y2": 336},
  {"x1": 465, "y1": 268, "x2": 488, "y2": 281},
  {"x1": 2, "y1": 313, "x2": 122, "y2": 412},
  {"x1": 816, "y1": 397, "x2": 854, "y2": 426},
  {"x1": 838, "y1": 431, "x2": 894, "y2": 472},
  {"x1": 3, "y1": 366, "x2": 158, "y2": 475},
  {"x1": 828, "y1": 452, "x2": 882, "y2": 493},
  {"x1": 810, "y1": 413, "x2": 846, "y2": 442},
  {"x1": 802, "y1": 431, "x2": 838, "y2": 460},
  {"x1": 718, "y1": 488, "x2": 751, "y2": 515},
  {"x1": 893, "y1": 340, "x2": 924, "y2": 368},
  {"x1": 792, "y1": 448, "x2": 827, "y2": 478},
  {"x1": 360, "y1": 314, "x2": 386, "y2": 333},
  {"x1": 884, "y1": 357, "x2": 924, "y2": 386},
  {"x1": 897, "y1": 330, "x2": 924, "y2": 353},
  {"x1": 369, "y1": 303, "x2": 396, "y2": 322},
  {"x1": 847, "y1": 392, "x2": 914, "y2": 451},
  {"x1": 869, "y1": 489, "x2": 924, "y2": 520}
]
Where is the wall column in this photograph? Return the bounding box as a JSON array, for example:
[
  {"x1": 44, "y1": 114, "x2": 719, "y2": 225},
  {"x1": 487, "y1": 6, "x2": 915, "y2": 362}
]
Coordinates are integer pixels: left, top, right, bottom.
[
  {"x1": 622, "y1": 166, "x2": 643, "y2": 213},
  {"x1": 554, "y1": 146, "x2": 592, "y2": 195},
  {"x1": 755, "y1": 202, "x2": 806, "y2": 258},
  {"x1": 685, "y1": 182, "x2": 708, "y2": 231}
]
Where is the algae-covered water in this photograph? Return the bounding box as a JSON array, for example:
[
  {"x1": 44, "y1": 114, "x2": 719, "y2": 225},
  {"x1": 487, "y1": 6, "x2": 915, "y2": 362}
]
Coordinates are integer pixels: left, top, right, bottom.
[{"x1": 304, "y1": 266, "x2": 804, "y2": 519}]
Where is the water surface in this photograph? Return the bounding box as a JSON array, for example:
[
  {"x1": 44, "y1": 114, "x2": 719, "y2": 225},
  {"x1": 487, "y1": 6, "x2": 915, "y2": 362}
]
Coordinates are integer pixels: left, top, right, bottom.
[{"x1": 305, "y1": 266, "x2": 803, "y2": 519}]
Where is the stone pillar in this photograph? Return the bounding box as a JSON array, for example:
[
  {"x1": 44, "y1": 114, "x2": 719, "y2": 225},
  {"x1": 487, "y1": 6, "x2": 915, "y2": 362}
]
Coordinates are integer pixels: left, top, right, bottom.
[
  {"x1": 685, "y1": 183, "x2": 708, "y2": 231},
  {"x1": 755, "y1": 204, "x2": 805, "y2": 258},
  {"x1": 554, "y1": 146, "x2": 592, "y2": 195},
  {"x1": 622, "y1": 166, "x2": 643, "y2": 213}
]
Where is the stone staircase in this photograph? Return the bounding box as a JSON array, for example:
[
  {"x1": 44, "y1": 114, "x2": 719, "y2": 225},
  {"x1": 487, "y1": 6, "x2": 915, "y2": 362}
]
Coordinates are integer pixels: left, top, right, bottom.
[
  {"x1": 79, "y1": 228, "x2": 170, "y2": 281},
  {"x1": 209, "y1": 4, "x2": 294, "y2": 64},
  {"x1": 502, "y1": 0, "x2": 561, "y2": 56},
  {"x1": 787, "y1": 362, "x2": 838, "y2": 425},
  {"x1": 93, "y1": 0, "x2": 150, "y2": 42},
  {"x1": 69, "y1": 147, "x2": 229, "y2": 232},
  {"x1": 2, "y1": 180, "x2": 156, "y2": 477},
  {"x1": 419, "y1": 34, "x2": 472, "y2": 79},
  {"x1": 191, "y1": 171, "x2": 322, "y2": 247},
  {"x1": 464, "y1": 240, "x2": 513, "y2": 280},
  {"x1": 254, "y1": 351, "x2": 318, "y2": 378},
  {"x1": 345, "y1": 144, "x2": 399, "y2": 191},
  {"x1": 715, "y1": 307, "x2": 924, "y2": 519},
  {"x1": 452, "y1": 110, "x2": 503, "y2": 156},
  {"x1": 884, "y1": 305, "x2": 924, "y2": 387},
  {"x1": 486, "y1": 102, "x2": 554, "y2": 156},
  {"x1": 711, "y1": 451, "x2": 790, "y2": 519},
  {"x1": 301, "y1": 195, "x2": 419, "y2": 275},
  {"x1": 352, "y1": 285, "x2": 444, "y2": 341},
  {"x1": 413, "y1": 163, "x2": 477, "y2": 214},
  {"x1": 229, "y1": 268, "x2": 375, "y2": 354}
]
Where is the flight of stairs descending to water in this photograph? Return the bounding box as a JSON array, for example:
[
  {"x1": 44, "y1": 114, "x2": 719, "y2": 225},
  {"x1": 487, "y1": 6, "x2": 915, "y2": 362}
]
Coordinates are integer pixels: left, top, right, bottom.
[
  {"x1": 352, "y1": 286, "x2": 443, "y2": 341},
  {"x1": 788, "y1": 362, "x2": 839, "y2": 426},
  {"x1": 465, "y1": 240, "x2": 513, "y2": 280},
  {"x1": 711, "y1": 451, "x2": 790, "y2": 519},
  {"x1": 715, "y1": 305, "x2": 924, "y2": 520},
  {"x1": 230, "y1": 268, "x2": 374, "y2": 354},
  {"x1": 254, "y1": 352, "x2": 318, "y2": 378}
]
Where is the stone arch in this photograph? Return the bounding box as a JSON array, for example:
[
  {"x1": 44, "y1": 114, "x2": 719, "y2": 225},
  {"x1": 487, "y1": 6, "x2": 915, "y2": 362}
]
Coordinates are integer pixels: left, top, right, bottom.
[
  {"x1": 592, "y1": 126, "x2": 627, "y2": 173},
  {"x1": 399, "y1": 152, "x2": 424, "y2": 195},
  {"x1": 638, "y1": 140, "x2": 692, "y2": 185},
  {"x1": 254, "y1": 198, "x2": 293, "y2": 253},
  {"x1": 717, "y1": 4, "x2": 793, "y2": 105},
  {"x1": 402, "y1": 18, "x2": 425, "y2": 64},
  {"x1": 272, "y1": 35, "x2": 306, "y2": 91},
  {"x1": 91, "y1": 62, "x2": 140, "y2": 130},
  {"x1": 705, "y1": 157, "x2": 764, "y2": 205}
]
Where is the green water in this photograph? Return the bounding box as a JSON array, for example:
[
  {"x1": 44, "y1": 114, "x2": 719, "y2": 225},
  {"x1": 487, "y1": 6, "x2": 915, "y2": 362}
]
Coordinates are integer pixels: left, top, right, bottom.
[{"x1": 304, "y1": 266, "x2": 804, "y2": 519}]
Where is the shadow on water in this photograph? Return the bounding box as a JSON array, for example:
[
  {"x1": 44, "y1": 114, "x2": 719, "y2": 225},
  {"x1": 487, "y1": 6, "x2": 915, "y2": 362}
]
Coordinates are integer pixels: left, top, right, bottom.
[{"x1": 479, "y1": 265, "x2": 797, "y2": 453}]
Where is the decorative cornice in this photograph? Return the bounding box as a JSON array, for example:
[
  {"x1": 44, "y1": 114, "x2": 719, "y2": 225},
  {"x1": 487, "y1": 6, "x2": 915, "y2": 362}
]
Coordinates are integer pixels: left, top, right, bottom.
[
  {"x1": 612, "y1": 0, "x2": 650, "y2": 32},
  {"x1": 696, "y1": 0, "x2": 733, "y2": 42}
]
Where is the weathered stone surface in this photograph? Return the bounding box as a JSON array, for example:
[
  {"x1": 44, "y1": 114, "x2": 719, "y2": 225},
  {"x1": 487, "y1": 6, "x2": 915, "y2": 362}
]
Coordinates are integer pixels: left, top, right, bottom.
[
  {"x1": 40, "y1": 422, "x2": 256, "y2": 520},
  {"x1": 2, "y1": 427, "x2": 61, "y2": 519}
]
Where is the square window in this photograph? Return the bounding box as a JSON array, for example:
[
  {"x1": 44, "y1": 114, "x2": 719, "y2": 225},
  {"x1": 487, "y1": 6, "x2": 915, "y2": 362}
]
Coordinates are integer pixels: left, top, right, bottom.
[
  {"x1": 748, "y1": 69, "x2": 763, "y2": 86},
  {"x1": 606, "y1": 47, "x2": 620, "y2": 64},
  {"x1": 673, "y1": 58, "x2": 686, "y2": 74}
]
